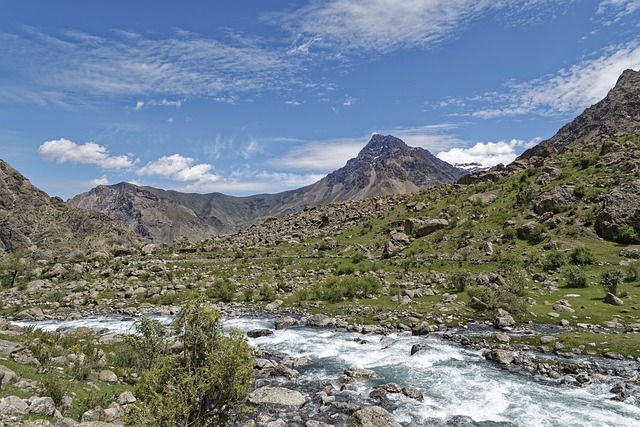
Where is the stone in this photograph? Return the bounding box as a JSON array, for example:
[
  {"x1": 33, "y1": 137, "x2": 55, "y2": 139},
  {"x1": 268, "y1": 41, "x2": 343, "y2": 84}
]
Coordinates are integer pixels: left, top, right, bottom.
[
  {"x1": 493, "y1": 309, "x2": 515, "y2": 329},
  {"x1": 410, "y1": 343, "x2": 429, "y2": 356},
  {"x1": 0, "y1": 395, "x2": 29, "y2": 415},
  {"x1": 29, "y1": 396, "x2": 56, "y2": 415},
  {"x1": 274, "y1": 316, "x2": 299, "y2": 330},
  {"x1": 492, "y1": 332, "x2": 510, "y2": 343},
  {"x1": 81, "y1": 406, "x2": 105, "y2": 422},
  {"x1": 468, "y1": 297, "x2": 488, "y2": 311},
  {"x1": 306, "y1": 314, "x2": 333, "y2": 327},
  {"x1": 247, "y1": 329, "x2": 274, "y2": 338},
  {"x1": 603, "y1": 292, "x2": 624, "y2": 306},
  {"x1": 401, "y1": 387, "x2": 424, "y2": 402},
  {"x1": 534, "y1": 186, "x2": 577, "y2": 214},
  {"x1": 345, "y1": 405, "x2": 402, "y2": 427},
  {"x1": 595, "y1": 181, "x2": 640, "y2": 242},
  {"x1": 98, "y1": 369, "x2": 118, "y2": 383},
  {"x1": 117, "y1": 391, "x2": 136, "y2": 405},
  {"x1": 11, "y1": 348, "x2": 41, "y2": 366},
  {"x1": 485, "y1": 348, "x2": 516, "y2": 365},
  {"x1": 265, "y1": 300, "x2": 283, "y2": 311},
  {"x1": 343, "y1": 367, "x2": 379, "y2": 380},
  {"x1": 415, "y1": 219, "x2": 449, "y2": 238},
  {"x1": 247, "y1": 386, "x2": 306, "y2": 409},
  {"x1": 0, "y1": 364, "x2": 18, "y2": 384},
  {"x1": 540, "y1": 336, "x2": 556, "y2": 345},
  {"x1": 411, "y1": 321, "x2": 432, "y2": 336}
]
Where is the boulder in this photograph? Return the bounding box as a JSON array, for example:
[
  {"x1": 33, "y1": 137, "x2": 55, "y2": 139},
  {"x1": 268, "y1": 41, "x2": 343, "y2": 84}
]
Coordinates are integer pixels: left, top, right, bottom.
[
  {"x1": 401, "y1": 386, "x2": 424, "y2": 402},
  {"x1": 29, "y1": 396, "x2": 56, "y2": 416},
  {"x1": 485, "y1": 348, "x2": 516, "y2": 365},
  {"x1": 343, "y1": 367, "x2": 379, "y2": 380},
  {"x1": 410, "y1": 343, "x2": 429, "y2": 356},
  {"x1": 306, "y1": 314, "x2": 333, "y2": 327},
  {"x1": 0, "y1": 364, "x2": 18, "y2": 384},
  {"x1": 468, "y1": 297, "x2": 488, "y2": 311},
  {"x1": 345, "y1": 406, "x2": 402, "y2": 427},
  {"x1": 603, "y1": 292, "x2": 624, "y2": 306},
  {"x1": 247, "y1": 386, "x2": 306, "y2": 409},
  {"x1": 98, "y1": 370, "x2": 118, "y2": 383},
  {"x1": 415, "y1": 219, "x2": 449, "y2": 238},
  {"x1": 11, "y1": 348, "x2": 41, "y2": 366},
  {"x1": 117, "y1": 391, "x2": 136, "y2": 405},
  {"x1": 0, "y1": 395, "x2": 29, "y2": 415},
  {"x1": 247, "y1": 329, "x2": 274, "y2": 338},
  {"x1": 493, "y1": 309, "x2": 515, "y2": 329},
  {"x1": 534, "y1": 186, "x2": 577, "y2": 214},
  {"x1": 383, "y1": 231, "x2": 411, "y2": 256},
  {"x1": 411, "y1": 321, "x2": 432, "y2": 336},
  {"x1": 274, "y1": 316, "x2": 299, "y2": 330}
]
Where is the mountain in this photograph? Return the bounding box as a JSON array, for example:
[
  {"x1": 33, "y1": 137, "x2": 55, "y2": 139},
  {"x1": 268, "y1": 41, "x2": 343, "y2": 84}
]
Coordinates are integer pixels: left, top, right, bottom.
[
  {"x1": 520, "y1": 69, "x2": 640, "y2": 160},
  {"x1": 0, "y1": 160, "x2": 142, "y2": 259},
  {"x1": 69, "y1": 135, "x2": 466, "y2": 245}
]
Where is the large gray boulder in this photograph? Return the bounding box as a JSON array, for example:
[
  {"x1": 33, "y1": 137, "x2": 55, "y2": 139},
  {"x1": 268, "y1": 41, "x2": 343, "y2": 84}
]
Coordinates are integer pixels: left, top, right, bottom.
[
  {"x1": 0, "y1": 395, "x2": 29, "y2": 416},
  {"x1": 534, "y1": 186, "x2": 576, "y2": 215},
  {"x1": 345, "y1": 406, "x2": 402, "y2": 427},
  {"x1": 247, "y1": 386, "x2": 306, "y2": 409}
]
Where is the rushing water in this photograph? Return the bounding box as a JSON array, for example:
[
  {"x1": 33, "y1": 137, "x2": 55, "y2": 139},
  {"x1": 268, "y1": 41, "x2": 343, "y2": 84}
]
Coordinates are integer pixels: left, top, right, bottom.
[{"x1": 15, "y1": 316, "x2": 640, "y2": 427}]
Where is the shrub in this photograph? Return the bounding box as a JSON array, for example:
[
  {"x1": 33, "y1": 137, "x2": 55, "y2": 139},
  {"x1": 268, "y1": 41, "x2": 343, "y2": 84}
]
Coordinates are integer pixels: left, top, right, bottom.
[
  {"x1": 206, "y1": 278, "x2": 237, "y2": 303},
  {"x1": 127, "y1": 301, "x2": 254, "y2": 427},
  {"x1": 543, "y1": 250, "x2": 565, "y2": 270},
  {"x1": 124, "y1": 317, "x2": 166, "y2": 371},
  {"x1": 351, "y1": 251, "x2": 365, "y2": 264},
  {"x1": 528, "y1": 223, "x2": 547, "y2": 244},
  {"x1": 502, "y1": 228, "x2": 516, "y2": 241},
  {"x1": 624, "y1": 262, "x2": 639, "y2": 283},
  {"x1": 448, "y1": 270, "x2": 470, "y2": 293},
  {"x1": 615, "y1": 224, "x2": 639, "y2": 244},
  {"x1": 600, "y1": 268, "x2": 623, "y2": 296},
  {"x1": 259, "y1": 284, "x2": 277, "y2": 302},
  {"x1": 564, "y1": 266, "x2": 588, "y2": 288},
  {"x1": 318, "y1": 276, "x2": 382, "y2": 302},
  {"x1": 568, "y1": 246, "x2": 595, "y2": 266}
]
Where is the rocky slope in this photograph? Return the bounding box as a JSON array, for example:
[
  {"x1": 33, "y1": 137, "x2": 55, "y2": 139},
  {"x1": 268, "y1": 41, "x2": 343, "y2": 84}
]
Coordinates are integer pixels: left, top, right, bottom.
[
  {"x1": 0, "y1": 160, "x2": 143, "y2": 260},
  {"x1": 69, "y1": 135, "x2": 465, "y2": 245}
]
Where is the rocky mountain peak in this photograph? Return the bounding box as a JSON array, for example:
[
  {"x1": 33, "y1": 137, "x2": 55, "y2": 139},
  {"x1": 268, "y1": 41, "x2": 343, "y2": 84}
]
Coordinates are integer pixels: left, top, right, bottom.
[{"x1": 359, "y1": 134, "x2": 411, "y2": 159}]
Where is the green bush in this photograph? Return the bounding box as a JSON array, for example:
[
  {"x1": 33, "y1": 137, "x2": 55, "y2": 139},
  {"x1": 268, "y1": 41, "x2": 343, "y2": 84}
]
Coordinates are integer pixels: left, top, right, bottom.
[
  {"x1": 123, "y1": 317, "x2": 166, "y2": 371},
  {"x1": 206, "y1": 278, "x2": 237, "y2": 303},
  {"x1": 600, "y1": 268, "x2": 623, "y2": 296},
  {"x1": 528, "y1": 223, "x2": 547, "y2": 244},
  {"x1": 259, "y1": 284, "x2": 277, "y2": 302},
  {"x1": 563, "y1": 266, "x2": 588, "y2": 288},
  {"x1": 448, "y1": 270, "x2": 471, "y2": 293},
  {"x1": 317, "y1": 276, "x2": 382, "y2": 302},
  {"x1": 543, "y1": 250, "x2": 566, "y2": 270},
  {"x1": 615, "y1": 224, "x2": 639, "y2": 244},
  {"x1": 569, "y1": 246, "x2": 595, "y2": 266},
  {"x1": 126, "y1": 301, "x2": 254, "y2": 427}
]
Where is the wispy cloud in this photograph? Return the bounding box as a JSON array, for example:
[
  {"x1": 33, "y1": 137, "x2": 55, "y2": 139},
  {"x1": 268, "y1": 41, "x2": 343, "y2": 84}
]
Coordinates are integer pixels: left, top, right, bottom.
[
  {"x1": 0, "y1": 27, "x2": 298, "y2": 106},
  {"x1": 597, "y1": 0, "x2": 640, "y2": 23},
  {"x1": 38, "y1": 138, "x2": 136, "y2": 168},
  {"x1": 272, "y1": 0, "x2": 572, "y2": 54},
  {"x1": 436, "y1": 138, "x2": 540, "y2": 168},
  {"x1": 447, "y1": 42, "x2": 640, "y2": 118},
  {"x1": 90, "y1": 175, "x2": 109, "y2": 187}
]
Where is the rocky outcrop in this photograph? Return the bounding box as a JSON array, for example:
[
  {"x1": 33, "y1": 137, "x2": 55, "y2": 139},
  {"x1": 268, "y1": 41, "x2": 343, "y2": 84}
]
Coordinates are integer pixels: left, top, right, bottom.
[
  {"x1": 534, "y1": 186, "x2": 577, "y2": 215},
  {"x1": 595, "y1": 180, "x2": 640, "y2": 242},
  {"x1": 0, "y1": 160, "x2": 142, "y2": 259}
]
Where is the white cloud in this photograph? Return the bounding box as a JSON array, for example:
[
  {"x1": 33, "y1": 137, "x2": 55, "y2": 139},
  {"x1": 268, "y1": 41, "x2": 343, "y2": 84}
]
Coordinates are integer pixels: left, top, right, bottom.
[
  {"x1": 90, "y1": 175, "x2": 109, "y2": 186},
  {"x1": 467, "y1": 43, "x2": 640, "y2": 118},
  {"x1": 436, "y1": 138, "x2": 540, "y2": 167},
  {"x1": 37, "y1": 138, "x2": 135, "y2": 169},
  {"x1": 242, "y1": 138, "x2": 262, "y2": 159},
  {"x1": 137, "y1": 154, "x2": 220, "y2": 183},
  {"x1": 134, "y1": 100, "x2": 144, "y2": 110},
  {"x1": 343, "y1": 97, "x2": 356, "y2": 106}
]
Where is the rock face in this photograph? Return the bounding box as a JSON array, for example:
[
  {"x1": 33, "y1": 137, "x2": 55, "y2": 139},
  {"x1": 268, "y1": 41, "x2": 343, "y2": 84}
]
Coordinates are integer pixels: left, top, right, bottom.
[
  {"x1": 345, "y1": 406, "x2": 402, "y2": 427},
  {"x1": 70, "y1": 135, "x2": 465, "y2": 244},
  {"x1": 595, "y1": 180, "x2": 640, "y2": 242},
  {"x1": 0, "y1": 160, "x2": 142, "y2": 259}
]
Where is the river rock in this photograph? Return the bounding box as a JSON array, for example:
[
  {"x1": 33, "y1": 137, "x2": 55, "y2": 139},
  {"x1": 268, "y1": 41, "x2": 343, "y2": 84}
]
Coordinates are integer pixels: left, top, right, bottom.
[
  {"x1": 306, "y1": 314, "x2": 333, "y2": 327},
  {"x1": 401, "y1": 386, "x2": 424, "y2": 402},
  {"x1": 247, "y1": 329, "x2": 274, "y2": 338},
  {"x1": 485, "y1": 348, "x2": 516, "y2": 365},
  {"x1": 345, "y1": 405, "x2": 402, "y2": 427},
  {"x1": 274, "y1": 316, "x2": 299, "y2": 330},
  {"x1": 117, "y1": 391, "x2": 136, "y2": 405},
  {"x1": 410, "y1": 343, "x2": 429, "y2": 355},
  {"x1": 411, "y1": 321, "x2": 432, "y2": 336},
  {"x1": 493, "y1": 309, "x2": 515, "y2": 329},
  {"x1": 98, "y1": 369, "x2": 118, "y2": 383},
  {"x1": 468, "y1": 297, "x2": 489, "y2": 311},
  {"x1": 247, "y1": 386, "x2": 306, "y2": 409}
]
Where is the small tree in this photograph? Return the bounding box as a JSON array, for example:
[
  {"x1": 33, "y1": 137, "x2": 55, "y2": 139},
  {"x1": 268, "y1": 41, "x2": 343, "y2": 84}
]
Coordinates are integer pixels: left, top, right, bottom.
[
  {"x1": 448, "y1": 270, "x2": 471, "y2": 293},
  {"x1": 569, "y1": 246, "x2": 595, "y2": 266},
  {"x1": 600, "y1": 268, "x2": 623, "y2": 297},
  {"x1": 0, "y1": 249, "x2": 32, "y2": 288},
  {"x1": 127, "y1": 300, "x2": 254, "y2": 427},
  {"x1": 124, "y1": 317, "x2": 166, "y2": 371},
  {"x1": 564, "y1": 266, "x2": 588, "y2": 288}
]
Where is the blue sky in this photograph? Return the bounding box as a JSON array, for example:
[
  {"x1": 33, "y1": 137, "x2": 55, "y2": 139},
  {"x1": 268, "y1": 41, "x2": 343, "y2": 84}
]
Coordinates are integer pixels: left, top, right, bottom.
[{"x1": 1, "y1": 0, "x2": 639, "y2": 199}]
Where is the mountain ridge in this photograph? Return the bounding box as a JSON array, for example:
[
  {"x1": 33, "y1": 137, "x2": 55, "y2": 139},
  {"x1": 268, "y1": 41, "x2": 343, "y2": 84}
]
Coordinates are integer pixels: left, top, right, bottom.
[{"x1": 69, "y1": 134, "x2": 466, "y2": 244}]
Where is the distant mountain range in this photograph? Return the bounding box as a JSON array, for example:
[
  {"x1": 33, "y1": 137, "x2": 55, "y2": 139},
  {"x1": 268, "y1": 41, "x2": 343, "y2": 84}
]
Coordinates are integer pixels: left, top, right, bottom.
[{"x1": 68, "y1": 134, "x2": 466, "y2": 245}]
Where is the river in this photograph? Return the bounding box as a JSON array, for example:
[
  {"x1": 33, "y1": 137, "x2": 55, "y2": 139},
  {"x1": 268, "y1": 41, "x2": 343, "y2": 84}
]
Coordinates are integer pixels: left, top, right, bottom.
[{"x1": 15, "y1": 315, "x2": 640, "y2": 426}]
